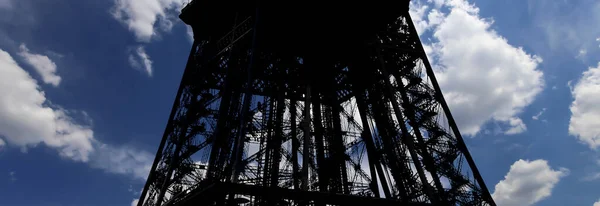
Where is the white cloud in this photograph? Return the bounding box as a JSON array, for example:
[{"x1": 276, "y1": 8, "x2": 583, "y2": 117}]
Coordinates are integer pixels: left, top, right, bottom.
[
  {"x1": 0, "y1": 48, "x2": 152, "y2": 180},
  {"x1": 0, "y1": 138, "x2": 5, "y2": 147},
  {"x1": 409, "y1": 1, "x2": 430, "y2": 34},
  {"x1": 90, "y1": 144, "x2": 153, "y2": 180},
  {"x1": 504, "y1": 118, "x2": 527, "y2": 135},
  {"x1": 17, "y1": 44, "x2": 61, "y2": 87},
  {"x1": 131, "y1": 198, "x2": 139, "y2": 206},
  {"x1": 532, "y1": 108, "x2": 546, "y2": 120},
  {"x1": 112, "y1": 0, "x2": 187, "y2": 77},
  {"x1": 594, "y1": 199, "x2": 600, "y2": 206},
  {"x1": 569, "y1": 63, "x2": 600, "y2": 149},
  {"x1": 412, "y1": 0, "x2": 544, "y2": 136},
  {"x1": 429, "y1": 0, "x2": 445, "y2": 8},
  {"x1": 410, "y1": 0, "x2": 445, "y2": 34},
  {"x1": 128, "y1": 46, "x2": 153, "y2": 77},
  {"x1": 427, "y1": 9, "x2": 444, "y2": 28},
  {"x1": 0, "y1": 48, "x2": 93, "y2": 161},
  {"x1": 111, "y1": 0, "x2": 186, "y2": 42},
  {"x1": 492, "y1": 159, "x2": 568, "y2": 206}
]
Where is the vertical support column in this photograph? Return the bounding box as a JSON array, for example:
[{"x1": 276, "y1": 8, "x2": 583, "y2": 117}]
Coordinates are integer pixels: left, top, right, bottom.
[
  {"x1": 209, "y1": 69, "x2": 239, "y2": 206},
  {"x1": 375, "y1": 62, "x2": 439, "y2": 204},
  {"x1": 221, "y1": 79, "x2": 242, "y2": 179},
  {"x1": 206, "y1": 62, "x2": 236, "y2": 180},
  {"x1": 354, "y1": 93, "x2": 392, "y2": 198},
  {"x1": 230, "y1": 4, "x2": 260, "y2": 182},
  {"x1": 311, "y1": 88, "x2": 328, "y2": 193},
  {"x1": 328, "y1": 89, "x2": 349, "y2": 194},
  {"x1": 269, "y1": 91, "x2": 286, "y2": 188},
  {"x1": 262, "y1": 97, "x2": 275, "y2": 187},
  {"x1": 332, "y1": 104, "x2": 350, "y2": 194},
  {"x1": 376, "y1": 48, "x2": 446, "y2": 201},
  {"x1": 368, "y1": 84, "x2": 413, "y2": 201},
  {"x1": 255, "y1": 97, "x2": 269, "y2": 187},
  {"x1": 290, "y1": 96, "x2": 301, "y2": 190},
  {"x1": 301, "y1": 85, "x2": 311, "y2": 191}
]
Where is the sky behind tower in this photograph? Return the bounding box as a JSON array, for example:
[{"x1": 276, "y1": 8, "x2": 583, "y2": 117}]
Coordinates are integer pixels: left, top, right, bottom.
[{"x1": 1, "y1": 0, "x2": 600, "y2": 205}]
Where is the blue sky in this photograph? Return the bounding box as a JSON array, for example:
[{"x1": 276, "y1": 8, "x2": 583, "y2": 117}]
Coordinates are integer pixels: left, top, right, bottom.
[{"x1": 0, "y1": 0, "x2": 599, "y2": 205}]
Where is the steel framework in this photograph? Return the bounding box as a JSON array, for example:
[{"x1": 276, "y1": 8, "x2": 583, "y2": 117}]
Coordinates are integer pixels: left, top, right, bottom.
[{"x1": 137, "y1": 0, "x2": 496, "y2": 205}]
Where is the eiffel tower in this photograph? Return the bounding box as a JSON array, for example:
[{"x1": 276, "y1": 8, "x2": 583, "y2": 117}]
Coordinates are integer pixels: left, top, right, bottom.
[{"x1": 136, "y1": 0, "x2": 496, "y2": 205}]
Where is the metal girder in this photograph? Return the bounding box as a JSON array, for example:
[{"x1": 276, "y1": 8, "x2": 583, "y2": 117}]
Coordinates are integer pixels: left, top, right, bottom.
[
  {"x1": 175, "y1": 181, "x2": 433, "y2": 206},
  {"x1": 137, "y1": 1, "x2": 496, "y2": 206}
]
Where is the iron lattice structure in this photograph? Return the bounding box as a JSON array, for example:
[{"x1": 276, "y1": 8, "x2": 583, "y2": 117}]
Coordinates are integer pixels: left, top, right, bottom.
[{"x1": 137, "y1": 1, "x2": 496, "y2": 205}]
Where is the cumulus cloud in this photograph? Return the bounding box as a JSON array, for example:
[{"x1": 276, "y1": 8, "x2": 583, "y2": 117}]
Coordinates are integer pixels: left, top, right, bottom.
[
  {"x1": 411, "y1": 0, "x2": 544, "y2": 136},
  {"x1": 111, "y1": 0, "x2": 186, "y2": 42},
  {"x1": 594, "y1": 199, "x2": 600, "y2": 206},
  {"x1": 128, "y1": 46, "x2": 153, "y2": 77},
  {"x1": 492, "y1": 159, "x2": 568, "y2": 206},
  {"x1": 569, "y1": 63, "x2": 600, "y2": 149},
  {"x1": 0, "y1": 48, "x2": 92, "y2": 161},
  {"x1": 0, "y1": 48, "x2": 152, "y2": 180},
  {"x1": 17, "y1": 44, "x2": 61, "y2": 87}
]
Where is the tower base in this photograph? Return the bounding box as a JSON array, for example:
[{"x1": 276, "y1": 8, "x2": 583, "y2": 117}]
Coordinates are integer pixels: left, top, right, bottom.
[{"x1": 174, "y1": 181, "x2": 433, "y2": 206}]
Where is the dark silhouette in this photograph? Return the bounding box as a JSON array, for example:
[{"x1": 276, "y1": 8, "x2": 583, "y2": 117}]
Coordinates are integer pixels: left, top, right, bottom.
[{"x1": 137, "y1": 1, "x2": 496, "y2": 205}]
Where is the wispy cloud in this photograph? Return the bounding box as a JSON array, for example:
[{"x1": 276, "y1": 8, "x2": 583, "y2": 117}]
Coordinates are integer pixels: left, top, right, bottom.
[
  {"x1": 532, "y1": 108, "x2": 547, "y2": 120},
  {"x1": 576, "y1": 49, "x2": 587, "y2": 60},
  {"x1": 527, "y1": 0, "x2": 600, "y2": 56},
  {"x1": 110, "y1": 0, "x2": 187, "y2": 42},
  {"x1": 583, "y1": 172, "x2": 600, "y2": 181},
  {"x1": 111, "y1": 0, "x2": 191, "y2": 78},
  {"x1": 128, "y1": 46, "x2": 153, "y2": 77},
  {"x1": 90, "y1": 143, "x2": 153, "y2": 180},
  {"x1": 17, "y1": 44, "x2": 61, "y2": 87}
]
